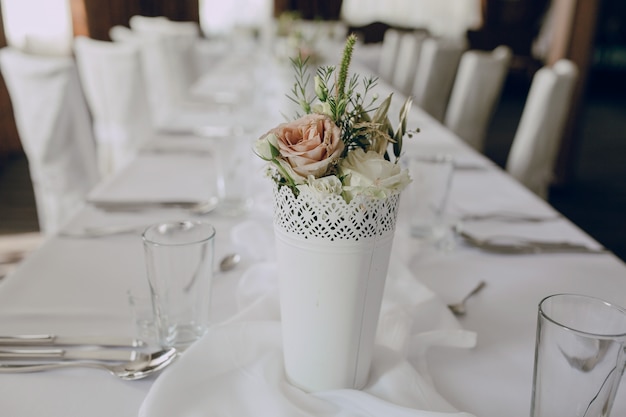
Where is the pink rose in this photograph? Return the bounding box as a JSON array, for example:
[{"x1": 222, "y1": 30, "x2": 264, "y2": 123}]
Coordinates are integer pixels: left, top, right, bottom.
[{"x1": 270, "y1": 114, "x2": 344, "y2": 178}]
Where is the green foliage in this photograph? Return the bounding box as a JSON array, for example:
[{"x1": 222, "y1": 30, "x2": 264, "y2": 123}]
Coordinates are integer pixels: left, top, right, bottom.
[{"x1": 286, "y1": 34, "x2": 416, "y2": 163}]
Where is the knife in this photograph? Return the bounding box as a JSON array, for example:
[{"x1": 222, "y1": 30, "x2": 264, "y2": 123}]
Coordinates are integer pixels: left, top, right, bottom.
[
  {"x1": 0, "y1": 334, "x2": 146, "y2": 348},
  {"x1": 0, "y1": 348, "x2": 148, "y2": 362},
  {"x1": 87, "y1": 200, "x2": 203, "y2": 212}
]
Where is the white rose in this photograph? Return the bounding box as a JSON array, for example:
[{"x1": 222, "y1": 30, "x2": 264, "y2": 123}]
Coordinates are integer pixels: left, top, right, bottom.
[
  {"x1": 276, "y1": 158, "x2": 306, "y2": 185},
  {"x1": 297, "y1": 175, "x2": 343, "y2": 200},
  {"x1": 339, "y1": 148, "x2": 411, "y2": 202},
  {"x1": 254, "y1": 133, "x2": 279, "y2": 161}
]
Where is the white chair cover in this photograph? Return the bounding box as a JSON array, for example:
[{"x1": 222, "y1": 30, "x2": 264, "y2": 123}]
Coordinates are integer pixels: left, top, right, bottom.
[
  {"x1": 108, "y1": 25, "x2": 135, "y2": 43},
  {"x1": 378, "y1": 28, "x2": 402, "y2": 83},
  {"x1": 127, "y1": 16, "x2": 218, "y2": 132},
  {"x1": 391, "y1": 31, "x2": 427, "y2": 96},
  {"x1": 444, "y1": 45, "x2": 512, "y2": 152},
  {"x1": 73, "y1": 36, "x2": 154, "y2": 176},
  {"x1": 0, "y1": 47, "x2": 99, "y2": 234},
  {"x1": 412, "y1": 37, "x2": 467, "y2": 122},
  {"x1": 129, "y1": 15, "x2": 200, "y2": 37},
  {"x1": 506, "y1": 60, "x2": 578, "y2": 199}
]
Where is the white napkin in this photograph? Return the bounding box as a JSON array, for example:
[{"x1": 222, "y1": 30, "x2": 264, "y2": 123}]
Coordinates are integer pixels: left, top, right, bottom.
[
  {"x1": 139, "y1": 256, "x2": 477, "y2": 417},
  {"x1": 87, "y1": 154, "x2": 216, "y2": 203}
]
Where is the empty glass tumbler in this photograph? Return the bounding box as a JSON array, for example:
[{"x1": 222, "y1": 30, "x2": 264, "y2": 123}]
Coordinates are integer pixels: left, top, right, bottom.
[
  {"x1": 531, "y1": 293, "x2": 626, "y2": 417},
  {"x1": 143, "y1": 220, "x2": 216, "y2": 350}
]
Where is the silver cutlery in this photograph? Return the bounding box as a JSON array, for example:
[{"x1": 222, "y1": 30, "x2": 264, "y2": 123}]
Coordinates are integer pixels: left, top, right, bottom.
[
  {"x1": 218, "y1": 253, "x2": 241, "y2": 273},
  {"x1": 0, "y1": 347, "x2": 178, "y2": 380},
  {"x1": 460, "y1": 211, "x2": 562, "y2": 223},
  {"x1": 447, "y1": 281, "x2": 487, "y2": 316},
  {"x1": 182, "y1": 252, "x2": 241, "y2": 292},
  {"x1": 0, "y1": 334, "x2": 146, "y2": 348},
  {"x1": 88, "y1": 197, "x2": 218, "y2": 215},
  {"x1": 59, "y1": 224, "x2": 149, "y2": 238},
  {"x1": 453, "y1": 162, "x2": 491, "y2": 171},
  {"x1": 140, "y1": 146, "x2": 213, "y2": 156},
  {"x1": 0, "y1": 347, "x2": 148, "y2": 362},
  {"x1": 456, "y1": 229, "x2": 609, "y2": 255},
  {"x1": 0, "y1": 251, "x2": 25, "y2": 265}
]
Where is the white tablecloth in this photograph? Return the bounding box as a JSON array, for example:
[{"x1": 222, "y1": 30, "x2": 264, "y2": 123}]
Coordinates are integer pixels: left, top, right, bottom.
[{"x1": 1, "y1": 40, "x2": 625, "y2": 417}]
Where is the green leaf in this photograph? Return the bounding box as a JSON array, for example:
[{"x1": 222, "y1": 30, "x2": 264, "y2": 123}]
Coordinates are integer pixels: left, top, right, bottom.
[
  {"x1": 393, "y1": 97, "x2": 412, "y2": 158},
  {"x1": 371, "y1": 94, "x2": 392, "y2": 124}
]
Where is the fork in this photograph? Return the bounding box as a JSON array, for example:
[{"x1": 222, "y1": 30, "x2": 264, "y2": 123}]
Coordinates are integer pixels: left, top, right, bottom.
[{"x1": 456, "y1": 229, "x2": 609, "y2": 255}]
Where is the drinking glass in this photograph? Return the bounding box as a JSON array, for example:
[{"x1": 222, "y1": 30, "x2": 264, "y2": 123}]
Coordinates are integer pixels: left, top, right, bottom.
[
  {"x1": 407, "y1": 155, "x2": 455, "y2": 246},
  {"x1": 143, "y1": 220, "x2": 215, "y2": 350},
  {"x1": 200, "y1": 132, "x2": 253, "y2": 216},
  {"x1": 531, "y1": 293, "x2": 626, "y2": 417}
]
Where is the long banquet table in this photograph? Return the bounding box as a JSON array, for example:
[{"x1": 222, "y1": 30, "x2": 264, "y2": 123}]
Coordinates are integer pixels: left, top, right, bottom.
[{"x1": 1, "y1": 40, "x2": 625, "y2": 417}]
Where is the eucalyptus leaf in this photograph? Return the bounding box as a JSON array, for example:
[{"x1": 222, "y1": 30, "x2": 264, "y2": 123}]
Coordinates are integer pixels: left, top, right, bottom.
[{"x1": 371, "y1": 94, "x2": 392, "y2": 124}]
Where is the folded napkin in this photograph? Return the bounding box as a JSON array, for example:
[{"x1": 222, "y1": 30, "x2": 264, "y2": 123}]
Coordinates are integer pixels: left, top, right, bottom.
[
  {"x1": 139, "y1": 258, "x2": 477, "y2": 417},
  {"x1": 87, "y1": 154, "x2": 216, "y2": 204}
]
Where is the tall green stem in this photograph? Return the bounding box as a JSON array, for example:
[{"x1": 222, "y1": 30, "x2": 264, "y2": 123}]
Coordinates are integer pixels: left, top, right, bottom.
[{"x1": 337, "y1": 34, "x2": 357, "y2": 105}]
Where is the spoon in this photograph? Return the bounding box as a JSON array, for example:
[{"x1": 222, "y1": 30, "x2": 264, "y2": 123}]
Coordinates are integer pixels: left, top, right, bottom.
[
  {"x1": 0, "y1": 347, "x2": 178, "y2": 380},
  {"x1": 447, "y1": 281, "x2": 486, "y2": 316},
  {"x1": 183, "y1": 253, "x2": 241, "y2": 292},
  {"x1": 219, "y1": 253, "x2": 241, "y2": 272}
]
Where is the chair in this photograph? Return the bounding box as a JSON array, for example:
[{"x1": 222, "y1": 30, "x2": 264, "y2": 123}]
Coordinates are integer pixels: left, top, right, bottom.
[
  {"x1": 108, "y1": 25, "x2": 135, "y2": 43},
  {"x1": 126, "y1": 16, "x2": 221, "y2": 132},
  {"x1": 505, "y1": 60, "x2": 578, "y2": 199},
  {"x1": 0, "y1": 47, "x2": 100, "y2": 234},
  {"x1": 390, "y1": 30, "x2": 427, "y2": 95},
  {"x1": 411, "y1": 37, "x2": 467, "y2": 122},
  {"x1": 378, "y1": 28, "x2": 402, "y2": 83},
  {"x1": 73, "y1": 36, "x2": 154, "y2": 176},
  {"x1": 444, "y1": 45, "x2": 512, "y2": 152}
]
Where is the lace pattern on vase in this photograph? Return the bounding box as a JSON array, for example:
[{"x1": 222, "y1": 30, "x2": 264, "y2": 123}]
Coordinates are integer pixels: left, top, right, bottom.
[{"x1": 273, "y1": 185, "x2": 400, "y2": 242}]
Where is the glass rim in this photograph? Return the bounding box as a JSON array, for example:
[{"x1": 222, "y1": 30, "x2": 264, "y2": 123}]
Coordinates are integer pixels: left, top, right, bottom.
[
  {"x1": 142, "y1": 220, "x2": 216, "y2": 247},
  {"x1": 539, "y1": 293, "x2": 626, "y2": 339}
]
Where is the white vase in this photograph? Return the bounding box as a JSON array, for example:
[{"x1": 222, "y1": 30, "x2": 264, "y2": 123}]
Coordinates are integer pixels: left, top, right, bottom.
[{"x1": 273, "y1": 186, "x2": 400, "y2": 392}]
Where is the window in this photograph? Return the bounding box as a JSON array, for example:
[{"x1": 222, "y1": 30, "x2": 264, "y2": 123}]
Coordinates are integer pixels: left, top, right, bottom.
[{"x1": 1, "y1": 0, "x2": 73, "y2": 55}]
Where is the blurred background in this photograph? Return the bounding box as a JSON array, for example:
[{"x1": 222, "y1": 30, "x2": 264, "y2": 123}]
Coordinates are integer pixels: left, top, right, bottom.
[{"x1": 0, "y1": 0, "x2": 624, "y2": 260}]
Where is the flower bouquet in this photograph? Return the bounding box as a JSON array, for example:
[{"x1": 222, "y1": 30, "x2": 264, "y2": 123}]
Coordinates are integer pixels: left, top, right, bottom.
[{"x1": 255, "y1": 34, "x2": 415, "y2": 392}]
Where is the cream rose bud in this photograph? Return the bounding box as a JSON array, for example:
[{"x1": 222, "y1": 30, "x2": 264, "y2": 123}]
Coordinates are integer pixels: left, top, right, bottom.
[
  {"x1": 254, "y1": 133, "x2": 279, "y2": 160},
  {"x1": 339, "y1": 148, "x2": 411, "y2": 202},
  {"x1": 314, "y1": 75, "x2": 328, "y2": 101},
  {"x1": 270, "y1": 114, "x2": 344, "y2": 178},
  {"x1": 276, "y1": 158, "x2": 306, "y2": 185},
  {"x1": 297, "y1": 175, "x2": 343, "y2": 200},
  {"x1": 311, "y1": 102, "x2": 332, "y2": 118}
]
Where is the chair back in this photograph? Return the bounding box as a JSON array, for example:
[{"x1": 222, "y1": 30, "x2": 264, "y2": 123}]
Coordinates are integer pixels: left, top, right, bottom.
[
  {"x1": 128, "y1": 16, "x2": 201, "y2": 129},
  {"x1": 74, "y1": 36, "x2": 154, "y2": 176},
  {"x1": 391, "y1": 30, "x2": 427, "y2": 95},
  {"x1": 412, "y1": 37, "x2": 467, "y2": 122},
  {"x1": 0, "y1": 47, "x2": 99, "y2": 234},
  {"x1": 444, "y1": 45, "x2": 512, "y2": 151},
  {"x1": 109, "y1": 25, "x2": 135, "y2": 42},
  {"x1": 378, "y1": 28, "x2": 402, "y2": 83},
  {"x1": 506, "y1": 60, "x2": 578, "y2": 199}
]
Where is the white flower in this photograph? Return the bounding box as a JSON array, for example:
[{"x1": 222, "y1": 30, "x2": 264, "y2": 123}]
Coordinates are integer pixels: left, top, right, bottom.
[
  {"x1": 276, "y1": 158, "x2": 306, "y2": 185},
  {"x1": 297, "y1": 175, "x2": 343, "y2": 200},
  {"x1": 311, "y1": 102, "x2": 333, "y2": 118},
  {"x1": 254, "y1": 133, "x2": 279, "y2": 161},
  {"x1": 339, "y1": 148, "x2": 411, "y2": 202}
]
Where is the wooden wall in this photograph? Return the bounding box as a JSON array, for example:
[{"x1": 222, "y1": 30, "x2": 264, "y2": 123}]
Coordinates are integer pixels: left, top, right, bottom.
[
  {"x1": 82, "y1": 0, "x2": 199, "y2": 41},
  {"x1": 0, "y1": 2, "x2": 22, "y2": 162}
]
